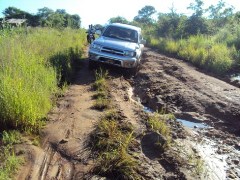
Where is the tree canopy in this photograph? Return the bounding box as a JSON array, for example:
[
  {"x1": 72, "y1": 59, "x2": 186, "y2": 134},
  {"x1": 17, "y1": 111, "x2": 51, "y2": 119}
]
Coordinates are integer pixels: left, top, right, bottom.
[
  {"x1": 2, "y1": 6, "x2": 81, "y2": 28},
  {"x1": 134, "y1": 5, "x2": 156, "y2": 25},
  {"x1": 108, "y1": 16, "x2": 129, "y2": 24}
]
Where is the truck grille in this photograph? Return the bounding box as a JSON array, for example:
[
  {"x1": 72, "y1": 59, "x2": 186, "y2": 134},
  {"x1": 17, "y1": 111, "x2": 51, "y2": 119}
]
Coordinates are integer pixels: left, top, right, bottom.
[
  {"x1": 99, "y1": 57, "x2": 121, "y2": 65},
  {"x1": 101, "y1": 47, "x2": 124, "y2": 56}
]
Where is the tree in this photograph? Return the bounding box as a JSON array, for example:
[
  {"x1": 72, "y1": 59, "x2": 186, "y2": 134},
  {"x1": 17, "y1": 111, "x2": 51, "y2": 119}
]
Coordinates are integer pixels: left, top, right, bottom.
[
  {"x1": 3, "y1": 7, "x2": 25, "y2": 18},
  {"x1": 134, "y1": 5, "x2": 156, "y2": 25},
  {"x1": 37, "y1": 7, "x2": 54, "y2": 26},
  {"x1": 37, "y1": 8, "x2": 81, "y2": 28},
  {"x1": 37, "y1": 7, "x2": 54, "y2": 19},
  {"x1": 185, "y1": 0, "x2": 209, "y2": 36},
  {"x1": 184, "y1": 16, "x2": 209, "y2": 36},
  {"x1": 207, "y1": 0, "x2": 234, "y2": 29},
  {"x1": 46, "y1": 13, "x2": 65, "y2": 28},
  {"x1": 108, "y1": 16, "x2": 129, "y2": 24},
  {"x1": 3, "y1": 6, "x2": 39, "y2": 26},
  {"x1": 2, "y1": 6, "x2": 81, "y2": 29},
  {"x1": 187, "y1": 0, "x2": 204, "y2": 17},
  {"x1": 157, "y1": 12, "x2": 187, "y2": 38},
  {"x1": 69, "y1": 14, "x2": 81, "y2": 28}
]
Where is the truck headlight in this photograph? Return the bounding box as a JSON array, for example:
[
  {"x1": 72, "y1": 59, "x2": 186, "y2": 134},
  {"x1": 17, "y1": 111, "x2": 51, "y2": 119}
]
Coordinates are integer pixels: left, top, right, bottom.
[
  {"x1": 124, "y1": 50, "x2": 136, "y2": 57},
  {"x1": 91, "y1": 43, "x2": 102, "y2": 51}
]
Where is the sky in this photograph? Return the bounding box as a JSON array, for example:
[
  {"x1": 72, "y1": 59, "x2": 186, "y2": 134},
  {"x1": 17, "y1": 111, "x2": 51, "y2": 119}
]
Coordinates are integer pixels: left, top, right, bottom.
[{"x1": 0, "y1": 0, "x2": 240, "y2": 28}]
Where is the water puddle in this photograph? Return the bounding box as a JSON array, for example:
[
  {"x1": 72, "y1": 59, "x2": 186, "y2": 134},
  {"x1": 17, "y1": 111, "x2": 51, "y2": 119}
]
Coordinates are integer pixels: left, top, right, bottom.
[
  {"x1": 128, "y1": 86, "x2": 240, "y2": 179},
  {"x1": 127, "y1": 87, "x2": 141, "y2": 105},
  {"x1": 177, "y1": 118, "x2": 208, "y2": 129},
  {"x1": 230, "y1": 74, "x2": 240, "y2": 81},
  {"x1": 143, "y1": 106, "x2": 154, "y2": 113},
  {"x1": 192, "y1": 138, "x2": 228, "y2": 180}
]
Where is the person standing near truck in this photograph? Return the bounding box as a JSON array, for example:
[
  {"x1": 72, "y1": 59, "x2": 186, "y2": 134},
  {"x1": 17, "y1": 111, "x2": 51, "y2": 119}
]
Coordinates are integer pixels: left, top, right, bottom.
[{"x1": 86, "y1": 24, "x2": 95, "y2": 44}]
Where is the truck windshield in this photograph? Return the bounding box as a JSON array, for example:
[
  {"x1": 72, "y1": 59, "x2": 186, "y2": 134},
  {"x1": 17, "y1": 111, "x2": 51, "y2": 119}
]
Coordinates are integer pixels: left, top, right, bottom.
[{"x1": 102, "y1": 26, "x2": 138, "y2": 43}]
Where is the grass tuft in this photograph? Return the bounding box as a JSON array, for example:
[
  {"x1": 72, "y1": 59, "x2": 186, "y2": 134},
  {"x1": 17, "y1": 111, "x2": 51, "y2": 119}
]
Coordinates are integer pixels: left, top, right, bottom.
[
  {"x1": 91, "y1": 116, "x2": 138, "y2": 179},
  {"x1": 2, "y1": 131, "x2": 21, "y2": 145},
  {"x1": 147, "y1": 112, "x2": 172, "y2": 149}
]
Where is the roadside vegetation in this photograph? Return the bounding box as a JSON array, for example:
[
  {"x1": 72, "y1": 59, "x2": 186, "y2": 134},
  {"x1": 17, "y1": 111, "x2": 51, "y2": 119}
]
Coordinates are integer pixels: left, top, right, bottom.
[
  {"x1": 0, "y1": 27, "x2": 86, "y2": 132},
  {"x1": 0, "y1": 130, "x2": 23, "y2": 179},
  {"x1": 92, "y1": 69, "x2": 111, "y2": 110},
  {"x1": 0, "y1": 27, "x2": 86, "y2": 178}
]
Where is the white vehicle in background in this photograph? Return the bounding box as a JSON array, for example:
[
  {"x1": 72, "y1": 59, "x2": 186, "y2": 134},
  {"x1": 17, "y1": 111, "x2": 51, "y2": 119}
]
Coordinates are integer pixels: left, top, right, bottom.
[{"x1": 88, "y1": 23, "x2": 146, "y2": 69}]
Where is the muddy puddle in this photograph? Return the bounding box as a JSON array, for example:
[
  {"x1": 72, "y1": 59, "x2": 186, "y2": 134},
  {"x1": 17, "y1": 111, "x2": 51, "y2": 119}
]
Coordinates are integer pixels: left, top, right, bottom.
[
  {"x1": 127, "y1": 86, "x2": 240, "y2": 180},
  {"x1": 177, "y1": 118, "x2": 208, "y2": 129},
  {"x1": 230, "y1": 74, "x2": 240, "y2": 81}
]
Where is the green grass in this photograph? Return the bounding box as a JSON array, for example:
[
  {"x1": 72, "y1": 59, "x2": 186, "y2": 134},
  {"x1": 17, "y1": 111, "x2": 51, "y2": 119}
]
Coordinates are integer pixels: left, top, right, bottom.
[
  {"x1": 0, "y1": 27, "x2": 86, "y2": 132},
  {"x1": 0, "y1": 146, "x2": 23, "y2": 180},
  {"x1": 147, "y1": 113, "x2": 170, "y2": 136},
  {"x1": 93, "y1": 68, "x2": 109, "y2": 91},
  {"x1": 2, "y1": 131, "x2": 21, "y2": 145},
  {"x1": 92, "y1": 68, "x2": 110, "y2": 110},
  {"x1": 91, "y1": 71, "x2": 139, "y2": 178},
  {"x1": 148, "y1": 35, "x2": 235, "y2": 75},
  {"x1": 91, "y1": 112, "x2": 138, "y2": 179},
  {"x1": 187, "y1": 153, "x2": 205, "y2": 175},
  {"x1": 0, "y1": 132, "x2": 23, "y2": 180},
  {"x1": 147, "y1": 112, "x2": 172, "y2": 149}
]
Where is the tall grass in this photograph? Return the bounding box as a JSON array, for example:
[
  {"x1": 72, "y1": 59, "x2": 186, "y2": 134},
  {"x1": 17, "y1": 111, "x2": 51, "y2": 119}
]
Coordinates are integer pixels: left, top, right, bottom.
[
  {"x1": 0, "y1": 131, "x2": 23, "y2": 180},
  {"x1": 148, "y1": 35, "x2": 235, "y2": 74},
  {"x1": 91, "y1": 111, "x2": 138, "y2": 179},
  {"x1": 0, "y1": 27, "x2": 86, "y2": 131}
]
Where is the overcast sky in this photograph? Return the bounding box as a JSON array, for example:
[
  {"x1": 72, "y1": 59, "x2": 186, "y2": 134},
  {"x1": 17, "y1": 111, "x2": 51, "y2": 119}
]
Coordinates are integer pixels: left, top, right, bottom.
[{"x1": 0, "y1": 0, "x2": 239, "y2": 28}]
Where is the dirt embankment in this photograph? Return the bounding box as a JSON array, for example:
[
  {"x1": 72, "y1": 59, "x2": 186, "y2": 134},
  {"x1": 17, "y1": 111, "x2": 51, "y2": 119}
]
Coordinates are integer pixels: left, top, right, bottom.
[
  {"x1": 133, "y1": 48, "x2": 240, "y2": 135},
  {"x1": 14, "y1": 48, "x2": 240, "y2": 180}
]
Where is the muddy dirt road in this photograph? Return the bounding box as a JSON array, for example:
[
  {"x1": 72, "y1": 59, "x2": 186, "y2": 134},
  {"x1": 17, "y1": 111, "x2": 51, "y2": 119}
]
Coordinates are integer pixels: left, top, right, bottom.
[
  {"x1": 15, "y1": 48, "x2": 240, "y2": 180},
  {"x1": 134, "y1": 48, "x2": 240, "y2": 135}
]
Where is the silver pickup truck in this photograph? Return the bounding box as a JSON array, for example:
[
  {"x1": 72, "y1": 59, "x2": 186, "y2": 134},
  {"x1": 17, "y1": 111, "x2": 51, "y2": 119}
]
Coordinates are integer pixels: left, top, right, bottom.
[{"x1": 88, "y1": 23, "x2": 145, "y2": 69}]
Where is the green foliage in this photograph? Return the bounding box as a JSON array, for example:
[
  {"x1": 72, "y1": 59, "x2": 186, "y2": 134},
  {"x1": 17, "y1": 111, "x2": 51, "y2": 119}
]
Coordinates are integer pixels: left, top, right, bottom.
[
  {"x1": 91, "y1": 70, "x2": 138, "y2": 178},
  {"x1": 92, "y1": 68, "x2": 110, "y2": 110},
  {"x1": 2, "y1": 6, "x2": 38, "y2": 26},
  {"x1": 2, "y1": 131, "x2": 21, "y2": 145},
  {"x1": 147, "y1": 113, "x2": 170, "y2": 138},
  {"x1": 149, "y1": 35, "x2": 234, "y2": 74},
  {"x1": 109, "y1": 16, "x2": 129, "y2": 24},
  {"x1": 92, "y1": 112, "x2": 138, "y2": 179},
  {"x1": 157, "y1": 13, "x2": 187, "y2": 39},
  {"x1": 2, "y1": 6, "x2": 81, "y2": 28},
  {"x1": 187, "y1": 0, "x2": 204, "y2": 17},
  {"x1": 0, "y1": 28, "x2": 86, "y2": 131},
  {"x1": 93, "y1": 68, "x2": 109, "y2": 91},
  {"x1": 0, "y1": 145, "x2": 23, "y2": 180},
  {"x1": 134, "y1": 5, "x2": 156, "y2": 25}
]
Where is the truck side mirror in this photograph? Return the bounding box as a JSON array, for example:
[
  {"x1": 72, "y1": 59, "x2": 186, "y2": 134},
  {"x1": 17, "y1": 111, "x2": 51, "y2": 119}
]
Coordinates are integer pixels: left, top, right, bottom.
[{"x1": 140, "y1": 39, "x2": 146, "y2": 45}]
